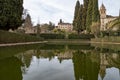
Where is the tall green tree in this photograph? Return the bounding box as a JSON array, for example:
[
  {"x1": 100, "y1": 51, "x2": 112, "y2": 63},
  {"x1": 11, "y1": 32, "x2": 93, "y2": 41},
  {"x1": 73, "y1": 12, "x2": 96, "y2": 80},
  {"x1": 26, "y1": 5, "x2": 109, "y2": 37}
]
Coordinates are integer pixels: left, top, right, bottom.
[
  {"x1": 73, "y1": 0, "x2": 80, "y2": 32},
  {"x1": 0, "y1": 0, "x2": 23, "y2": 30},
  {"x1": 81, "y1": 7, "x2": 86, "y2": 31},
  {"x1": 92, "y1": 0, "x2": 100, "y2": 22},
  {"x1": 83, "y1": 0, "x2": 89, "y2": 30},
  {"x1": 86, "y1": 0, "x2": 93, "y2": 32},
  {"x1": 77, "y1": 5, "x2": 84, "y2": 33}
]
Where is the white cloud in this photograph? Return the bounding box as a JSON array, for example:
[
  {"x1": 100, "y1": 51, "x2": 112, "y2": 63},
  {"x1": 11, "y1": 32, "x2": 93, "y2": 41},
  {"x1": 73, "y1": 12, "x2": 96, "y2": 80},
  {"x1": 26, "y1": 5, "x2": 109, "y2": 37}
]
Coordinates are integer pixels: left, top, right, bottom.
[{"x1": 23, "y1": 0, "x2": 120, "y2": 25}]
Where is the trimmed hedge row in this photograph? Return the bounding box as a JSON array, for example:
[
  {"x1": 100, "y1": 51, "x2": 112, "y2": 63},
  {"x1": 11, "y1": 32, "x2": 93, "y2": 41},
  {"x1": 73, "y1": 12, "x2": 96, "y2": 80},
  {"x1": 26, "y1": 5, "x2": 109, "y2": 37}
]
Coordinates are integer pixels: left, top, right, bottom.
[
  {"x1": 68, "y1": 34, "x2": 95, "y2": 39},
  {"x1": 101, "y1": 31, "x2": 120, "y2": 37},
  {"x1": 35, "y1": 33, "x2": 94, "y2": 39},
  {"x1": 0, "y1": 30, "x2": 43, "y2": 43},
  {"x1": 39, "y1": 33, "x2": 65, "y2": 39}
]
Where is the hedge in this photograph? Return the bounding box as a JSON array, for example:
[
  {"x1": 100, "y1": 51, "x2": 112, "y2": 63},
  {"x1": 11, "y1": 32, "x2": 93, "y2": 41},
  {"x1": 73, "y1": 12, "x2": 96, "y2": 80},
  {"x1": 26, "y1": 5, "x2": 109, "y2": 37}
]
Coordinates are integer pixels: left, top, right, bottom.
[
  {"x1": 39, "y1": 33, "x2": 65, "y2": 39},
  {"x1": 0, "y1": 30, "x2": 43, "y2": 44},
  {"x1": 68, "y1": 33, "x2": 95, "y2": 39}
]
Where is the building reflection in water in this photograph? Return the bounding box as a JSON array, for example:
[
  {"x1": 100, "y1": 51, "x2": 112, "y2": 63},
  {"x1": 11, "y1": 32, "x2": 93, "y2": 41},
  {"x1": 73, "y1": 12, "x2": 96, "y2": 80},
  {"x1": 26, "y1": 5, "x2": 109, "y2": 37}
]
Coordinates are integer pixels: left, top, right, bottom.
[
  {"x1": 17, "y1": 45, "x2": 120, "y2": 80},
  {"x1": 0, "y1": 44, "x2": 120, "y2": 80}
]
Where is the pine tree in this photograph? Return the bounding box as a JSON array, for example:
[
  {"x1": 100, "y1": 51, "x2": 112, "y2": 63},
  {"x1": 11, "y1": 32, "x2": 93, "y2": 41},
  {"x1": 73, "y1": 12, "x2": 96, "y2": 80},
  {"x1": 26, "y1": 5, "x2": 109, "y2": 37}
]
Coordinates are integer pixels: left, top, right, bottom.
[
  {"x1": 73, "y1": 0, "x2": 80, "y2": 32},
  {"x1": 92, "y1": 0, "x2": 100, "y2": 22},
  {"x1": 0, "y1": 0, "x2": 23, "y2": 30},
  {"x1": 86, "y1": 0, "x2": 93, "y2": 32}
]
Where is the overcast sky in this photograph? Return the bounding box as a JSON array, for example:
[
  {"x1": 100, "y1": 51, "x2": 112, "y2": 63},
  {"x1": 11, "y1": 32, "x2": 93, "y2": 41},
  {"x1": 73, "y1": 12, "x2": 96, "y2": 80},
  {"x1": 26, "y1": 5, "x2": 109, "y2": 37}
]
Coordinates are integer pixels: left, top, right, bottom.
[{"x1": 23, "y1": 0, "x2": 120, "y2": 25}]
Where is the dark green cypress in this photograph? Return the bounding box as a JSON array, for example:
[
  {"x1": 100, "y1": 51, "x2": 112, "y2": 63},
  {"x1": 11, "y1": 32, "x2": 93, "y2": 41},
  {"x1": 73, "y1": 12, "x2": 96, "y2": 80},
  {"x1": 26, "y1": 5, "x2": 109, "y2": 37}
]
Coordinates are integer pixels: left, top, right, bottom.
[
  {"x1": 0, "y1": 0, "x2": 23, "y2": 30},
  {"x1": 83, "y1": 0, "x2": 89, "y2": 30},
  {"x1": 73, "y1": 0, "x2": 80, "y2": 32},
  {"x1": 82, "y1": 7, "x2": 86, "y2": 31},
  {"x1": 86, "y1": 0, "x2": 93, "y2": 32},
  {"x1": 92, "y1": 0, "x2": 100, "y2": 22},
  {"x1": 77, "y1": 4, "x2": 84, "y2": 33}
]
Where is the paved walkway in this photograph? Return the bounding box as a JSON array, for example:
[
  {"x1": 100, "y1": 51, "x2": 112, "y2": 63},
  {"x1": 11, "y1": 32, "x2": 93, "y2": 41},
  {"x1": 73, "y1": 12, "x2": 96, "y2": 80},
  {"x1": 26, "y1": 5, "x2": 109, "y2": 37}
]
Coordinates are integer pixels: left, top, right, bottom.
[{"x1": 0, "y1": 41, "x2": 48, "y2": 47}]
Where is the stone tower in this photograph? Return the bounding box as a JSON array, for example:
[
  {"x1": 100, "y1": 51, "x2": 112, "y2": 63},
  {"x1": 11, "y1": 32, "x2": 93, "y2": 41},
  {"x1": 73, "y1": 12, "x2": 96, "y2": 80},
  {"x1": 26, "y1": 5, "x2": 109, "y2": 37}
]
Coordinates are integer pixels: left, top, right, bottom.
[
  {"x1": 100, "y1": 3, "x2": 106, "y2": 19},
  {"x1": 100, "y1": 3, "x2": 107, "y2": 31}
]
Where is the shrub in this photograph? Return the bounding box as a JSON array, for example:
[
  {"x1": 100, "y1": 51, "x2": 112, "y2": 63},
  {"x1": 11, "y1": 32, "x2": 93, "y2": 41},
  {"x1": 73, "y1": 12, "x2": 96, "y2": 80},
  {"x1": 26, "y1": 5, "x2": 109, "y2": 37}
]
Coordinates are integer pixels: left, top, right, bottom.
[
  {"x1": 39, "y1": 33, "x2": 65, "y2": 39},
  {"x1": 91, "y1": 22, "x2": 100, "y2": 38},
  {"x1": 0, "y1": 30, "x2": 43, "y2": 43},
  {"x1": 68, "y1": 33, "x2": 95, "y2": 39}
]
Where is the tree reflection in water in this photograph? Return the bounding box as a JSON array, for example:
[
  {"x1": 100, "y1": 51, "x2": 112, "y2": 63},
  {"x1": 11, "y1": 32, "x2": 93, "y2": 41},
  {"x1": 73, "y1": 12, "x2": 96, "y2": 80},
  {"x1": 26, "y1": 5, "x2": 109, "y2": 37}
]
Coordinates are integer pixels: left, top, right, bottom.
[
  {"x1": 0, "y1": 44, "x2": 120, "y2": 80},
  {"x1": 0, "y1": 57, "x2": 23, "y2": 80}
]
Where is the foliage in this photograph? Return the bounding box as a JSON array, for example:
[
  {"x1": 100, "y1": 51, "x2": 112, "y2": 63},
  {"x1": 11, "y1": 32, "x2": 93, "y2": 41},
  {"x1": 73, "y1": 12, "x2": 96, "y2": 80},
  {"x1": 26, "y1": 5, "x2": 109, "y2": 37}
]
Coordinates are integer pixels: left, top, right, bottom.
[
  {"x1": 73, "y1": 1, "x2": 86, "y2": 34},
  {"x1": 36, "y1": 24, "x2": 41, "y2": 34},
  {"x1": 106, "y1": 18, "x2": 120, "y2": 31},
  {"x1": 86, "y1": 0, "x2": 100, "y2": 32},
  {"x1": 92, "y1": 0, "x2": 100, "y2": 22},
  {"x1": 73, "y1": 0, "x2": 80, "y2": 32},
  {"x1": 82, "y1": 7, "x2": 86, "y2": 30},
  {"x1": 0, "y1": 30, "x2": 43, "y2": 43},
  {"x1": 39, "y1": 33, "x2": 65, "y2": 39},
  {"x1": 41, "y1": 22, "x2": 55, "y2": 32},
  {"x1": 76, "y1": 5, "x2": 84, "y2": 33},
  {"x1": 48, "y1": 21, "x2": 55, "y2": 31},
  {"x1": 92, "y1": 36, "x2": 120, "y2": 43},
  {"x1": 83, "y1": 0, "x2": 89, "y2": 30},
  {"x1": 86, "y1": 0, "x2": 93, "y2": 32},
  {"x1": 0, "y1": 0, "x2": 23, "y2": 30},
  {"x1": 68, "y1": 33, "x2": 94, "y2": 39},
  {"x1": 101, "y1": 31, "x2": 120, "y2": 37},
  {"x1": 91, "y1": 22, "x2": 100, "y2": 38},
  {"x1": 53, "y1": 29, "x2": 65, "y2": 34}
]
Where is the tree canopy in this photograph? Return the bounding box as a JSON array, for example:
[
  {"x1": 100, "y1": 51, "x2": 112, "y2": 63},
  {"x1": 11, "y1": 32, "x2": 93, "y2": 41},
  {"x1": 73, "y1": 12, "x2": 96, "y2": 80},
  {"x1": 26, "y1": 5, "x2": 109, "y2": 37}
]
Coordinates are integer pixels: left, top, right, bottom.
[
  {"x1": 0, "y1": 0, "x2": 23, "y2": 30},
  {"x1": 73, "y1": 0, "x2": 80, "y2": 33}
]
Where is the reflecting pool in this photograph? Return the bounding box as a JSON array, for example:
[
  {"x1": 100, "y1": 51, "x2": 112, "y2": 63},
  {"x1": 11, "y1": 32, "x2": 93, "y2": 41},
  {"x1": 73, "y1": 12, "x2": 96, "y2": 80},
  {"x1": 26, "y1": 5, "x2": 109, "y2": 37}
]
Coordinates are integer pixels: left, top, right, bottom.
[{"x1": 0, "y1": 43, "x2": 120, "y2": 80}]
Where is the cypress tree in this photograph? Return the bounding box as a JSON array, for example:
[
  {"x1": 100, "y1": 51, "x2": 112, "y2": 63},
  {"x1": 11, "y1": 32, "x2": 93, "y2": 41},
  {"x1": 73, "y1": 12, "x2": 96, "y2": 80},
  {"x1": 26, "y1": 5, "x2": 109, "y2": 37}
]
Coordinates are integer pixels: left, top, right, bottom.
[
  {"x1": 83, "y1": 0, "x2": 89, "y2": 30},
  {"x1": 82, "y1": 7, "x2": 86, "y2": 31},
  {"x1": 77, "y1": 5, "x2": 84, "y2": 33},
  {"x1": 0, "y1": 0, "x2": 23, "y2": 30},
  {"x1": 86, "y1": 0, "x2": 93, "y2": 32},
  {"x1": 92, "y1": 0, "x2": 100, "y2": 22},
  {"x1": 84, "y1": 0, "x2": 89, "y2": 11},
  {"x1": 73, "y1": 0, "x2": 80, "y2": 32}
]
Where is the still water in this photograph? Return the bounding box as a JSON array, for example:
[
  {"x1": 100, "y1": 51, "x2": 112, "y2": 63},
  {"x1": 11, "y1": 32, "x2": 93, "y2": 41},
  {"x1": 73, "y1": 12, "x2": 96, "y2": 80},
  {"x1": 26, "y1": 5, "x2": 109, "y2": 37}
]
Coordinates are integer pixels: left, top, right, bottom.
[{"x1": 0, "y1": 43, "x2": 120, "y2": 80}]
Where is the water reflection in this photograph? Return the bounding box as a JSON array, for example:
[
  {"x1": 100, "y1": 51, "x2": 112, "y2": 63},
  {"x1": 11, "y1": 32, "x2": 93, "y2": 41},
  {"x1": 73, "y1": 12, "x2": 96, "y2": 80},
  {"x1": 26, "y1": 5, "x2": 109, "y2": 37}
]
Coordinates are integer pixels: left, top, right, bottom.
[
  {"x1": 0, "y1": 57, "x2": 23, "y2": 80},
  {"x1": 0, "y1": 44, "x2": 120, "y2": 80}
]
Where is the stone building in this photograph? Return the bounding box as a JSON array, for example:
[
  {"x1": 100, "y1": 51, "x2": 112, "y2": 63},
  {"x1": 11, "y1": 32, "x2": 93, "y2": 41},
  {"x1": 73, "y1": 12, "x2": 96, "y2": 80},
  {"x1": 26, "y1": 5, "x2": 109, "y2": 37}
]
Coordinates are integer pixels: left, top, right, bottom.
[
  {"x1": 100, "y1": 3, "x2": 118, "y2": 31},
  {"x1": 57, "y1": 19, "x2": 73, "y2": 32},
  {"x1": 17, "y1": 14, "x2": 37, "y2": 34}
]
